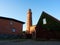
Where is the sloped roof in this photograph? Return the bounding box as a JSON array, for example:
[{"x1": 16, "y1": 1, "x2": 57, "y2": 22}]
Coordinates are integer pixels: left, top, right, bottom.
[
  {"x1": 37, "y1": 11, "x2": 60, "y2": 25},
  {"x1": 0, "y1": 16, "x2": 25, "y2": 24},
  {"x1": 42, "y1": 11, "x2": 60, "y2": 23},
  {"x1": 35, "y1": 11, "x2": 60, "y2": 31}
]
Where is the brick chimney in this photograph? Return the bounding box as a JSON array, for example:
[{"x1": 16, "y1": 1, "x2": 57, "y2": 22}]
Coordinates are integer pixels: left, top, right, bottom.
[{"x1": 26, "y1": 9, "x2": 32, "y2": 34}]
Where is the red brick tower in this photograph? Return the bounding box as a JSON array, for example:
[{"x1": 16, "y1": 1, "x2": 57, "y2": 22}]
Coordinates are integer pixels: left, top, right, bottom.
[{"x1": 26, "y1": 9, "x2": 32, "y2": 34}]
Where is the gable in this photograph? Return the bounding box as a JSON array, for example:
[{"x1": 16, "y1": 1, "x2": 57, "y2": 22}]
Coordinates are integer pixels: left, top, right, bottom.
[{"x1": 36, "y1": 11, "x2": 60, "y2": 31}]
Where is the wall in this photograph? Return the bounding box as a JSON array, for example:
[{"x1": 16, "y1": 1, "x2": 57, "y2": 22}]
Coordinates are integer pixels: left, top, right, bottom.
[
  {"x1": 35, "y1": 12, "x2": 60, "y2": 40},
  {"x1": 0, "y1": 18, "x2": 23, "y2": 36}
]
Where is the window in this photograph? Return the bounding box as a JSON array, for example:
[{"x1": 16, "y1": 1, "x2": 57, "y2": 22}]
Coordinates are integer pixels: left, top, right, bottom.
[
  {"x1": 43, "y1": 18, "x2": 47, "y2": 24},
  {"x1": 12, "y1": 28, "x2": 16, "y2": 32},
  {"x1": 10, "y1": 21, "x2": 13, "y2": 25}
]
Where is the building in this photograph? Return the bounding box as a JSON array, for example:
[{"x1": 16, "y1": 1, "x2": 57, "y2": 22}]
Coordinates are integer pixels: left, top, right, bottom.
[
  {"x1": 26, "y1": 9, "x2": 36, "y2": 34},
  {"x1": 26, "y1": 9, "x2": 36, "y2": 38},
  {"x1": 26, "y1": 9, "x2": 60, "y2": 40},
  {"x1": 35, "y1": 11, "x2": 60, "y2": 40},
  {"x1": 0, "y1": 16, "x2": 25, "y2": 38},
  {"x1": 26, "y1": 9, "x2": 32, "y2": 34}
]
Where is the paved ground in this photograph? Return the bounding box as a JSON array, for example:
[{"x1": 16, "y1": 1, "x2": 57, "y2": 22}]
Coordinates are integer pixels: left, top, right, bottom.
[{"x1": 0, "y1": 39, "x2": 60, "y2": 45}]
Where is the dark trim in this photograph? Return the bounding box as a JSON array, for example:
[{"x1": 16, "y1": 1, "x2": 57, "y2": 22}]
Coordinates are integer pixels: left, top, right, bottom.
[{"x1": 0, "y1": 16, "x2": 25, "y2": 24}]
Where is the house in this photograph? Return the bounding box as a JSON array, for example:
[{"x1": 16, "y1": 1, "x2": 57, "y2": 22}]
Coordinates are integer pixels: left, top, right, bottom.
[
  {"x1": 35, "y1": 11, "x2": 60, "y2": 40},
  {"x1": 0, "y1": 16, "x2": 25, "y2": 38}
]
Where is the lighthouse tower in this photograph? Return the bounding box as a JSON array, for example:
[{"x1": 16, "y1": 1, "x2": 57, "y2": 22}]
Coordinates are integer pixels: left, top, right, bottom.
[{"x1": 26, "y1": 9, "x2": 32, "y2": 34}]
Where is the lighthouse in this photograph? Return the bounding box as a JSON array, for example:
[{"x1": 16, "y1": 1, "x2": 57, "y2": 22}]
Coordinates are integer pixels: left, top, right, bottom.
[{"x1": 26, "y1": 9, "x2": 32, "y2": 34}]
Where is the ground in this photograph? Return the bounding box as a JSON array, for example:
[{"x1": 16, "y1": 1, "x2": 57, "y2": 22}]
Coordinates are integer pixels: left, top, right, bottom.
[{"x1": 0, "y1": 39, "x2": 60, "y2": 45}]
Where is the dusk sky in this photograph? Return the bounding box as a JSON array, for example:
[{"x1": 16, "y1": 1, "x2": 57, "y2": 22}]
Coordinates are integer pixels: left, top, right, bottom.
[{"x1": 0, "y1": 0, "x2": 60, "y2": 31}]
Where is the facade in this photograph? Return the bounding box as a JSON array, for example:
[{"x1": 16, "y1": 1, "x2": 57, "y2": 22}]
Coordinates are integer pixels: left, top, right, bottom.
[
  {"x1": 30, "y1": 25, "x2": 36, "y2": 34},
  {"x1": 35, "y1": 11, "x2": 60, "y2": 40},
  {"x1": 0, "y1": 16, "x2": 24, "y2": 38}
]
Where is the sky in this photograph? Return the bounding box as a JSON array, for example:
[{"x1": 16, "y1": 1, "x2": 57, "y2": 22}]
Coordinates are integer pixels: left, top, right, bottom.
[{"x1": 0, "y1": 0, "x2": 60, "y2": 31}]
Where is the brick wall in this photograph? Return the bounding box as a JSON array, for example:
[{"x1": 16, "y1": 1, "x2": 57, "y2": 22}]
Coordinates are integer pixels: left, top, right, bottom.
[{"x1": 0, "y1": 19, "x2": 23, "y2": 35}]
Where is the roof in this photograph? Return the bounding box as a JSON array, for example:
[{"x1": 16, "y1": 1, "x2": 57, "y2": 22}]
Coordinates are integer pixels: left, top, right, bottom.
[
  {"x1": 36, "y1": 11, "x2": 60, "y2": 31},
  {"x1": 42, "y1": 11, "x2": 60, "y2": 23},
  {"x1": 36, "y1": 11, "x2": 60, "y2": 27},
  {"x1": 0, "y1": 16, "x2": 25, "y2": 24}
]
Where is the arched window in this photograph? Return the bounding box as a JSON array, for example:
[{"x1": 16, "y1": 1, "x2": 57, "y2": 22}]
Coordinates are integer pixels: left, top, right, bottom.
[{"x1": 43, "y1": 18, "x2": 47, "y2": 24}]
